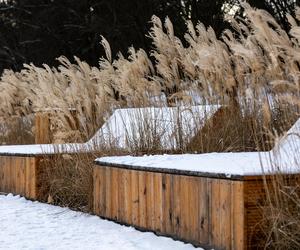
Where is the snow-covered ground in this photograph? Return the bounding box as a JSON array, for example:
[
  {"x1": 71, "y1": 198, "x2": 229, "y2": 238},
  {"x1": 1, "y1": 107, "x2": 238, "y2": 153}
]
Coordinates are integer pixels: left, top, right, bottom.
[{"x1": 0, "y1": 194, "x2": 199, "y2": 250}]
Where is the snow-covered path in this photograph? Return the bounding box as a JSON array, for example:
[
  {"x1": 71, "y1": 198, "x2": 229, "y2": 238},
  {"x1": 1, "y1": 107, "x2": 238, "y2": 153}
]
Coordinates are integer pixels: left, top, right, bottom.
[{"x1": 0, "y1": 194, "x2": 198, "y2": 250}]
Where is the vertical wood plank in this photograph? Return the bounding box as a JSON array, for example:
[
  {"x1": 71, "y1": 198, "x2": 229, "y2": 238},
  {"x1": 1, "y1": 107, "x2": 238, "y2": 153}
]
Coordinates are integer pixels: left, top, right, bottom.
[
  {"x1": 232, "y1": 181, "x2": 245, "y2": 250},
  {"x1": 162, "y1": 174, "x2": 172, "y2": 235},
  {"x1": 211, "y1": 179, "x2": 221, "y2": 247},
  {"x1": 172, "y1": 175, "x2": 181, "y2": 236},
  {"x1": 29, "y1": 157, "x2": 37, "y2": 199},
  {"x1": 220, "y1": 179, "x2": 231, "y2": 249},
  {"x1": 10, "y1": 157, "x2": 15, "y2": 193},
  {"x1": 25, "y1": 157, "x2": 32, "y2": 198},
  {"x1": 111, "y1": 167, "x2": 119, "y2": 220},
  {"x1": 105, "y1": 167, "x2": 112, "y2": 218},
  {"x1": 93, "y1": 167, "x2": 100, "y2": 215},
  {"x1": 188, "y1": 176, "x2": 200, "y2": 242},
  {"x1": 117, "y1": 168, "x2": 125, "y2": 222},
  {"x1": 123, "y1": 169, "x2": 132, "y2": 224},
  {"x1": 146, "y1": 172, "x2": 154, "y2": 230},
  {"x1": 19, "y1": 158, "x2": 26, "y2": 196},
  {"x1": 199, "y1": 177, "x2": 209, "y2": 245},
  {"x1": 99, "y1": 167, "x2": 107, "y2": 216},
  {"x1": 131, "y1": 170, "x2": 139, "y2": 226},
  {"x1": 179, "y1": 176, "x2": 190, "y2": 240},
  {"x1": 35, "y1": 112, "x2": 51, "y2": 144},
  {"x1": 153, "y1": 173, "x2": 163, "y2": 232},
  {"x1": 138, "y1": 171, "x2": 147, "y2": 228}
]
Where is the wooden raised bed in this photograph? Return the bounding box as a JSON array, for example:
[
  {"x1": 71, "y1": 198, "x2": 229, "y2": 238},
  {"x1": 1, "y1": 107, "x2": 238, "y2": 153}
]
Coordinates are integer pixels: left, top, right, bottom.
[
  {"x1": 93, "y1": 161, "x2": 300, "y2": 250},
  {"x1": 0, "y1": 112, "x2": 51, "y2": 199},
  {"x1": 0, "y1": 154, "x2": 48, "y2": 200}
]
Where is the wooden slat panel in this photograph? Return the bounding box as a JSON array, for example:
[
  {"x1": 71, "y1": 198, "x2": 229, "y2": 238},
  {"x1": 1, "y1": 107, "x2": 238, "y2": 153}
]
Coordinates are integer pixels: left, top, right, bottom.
[
  {"x1": 7, "y1": 158, "x2": 12, "y2": 193},
  {"x1": 188, "y1": 176, "x2": 200, "y2": 242},
  {"x1": 131, "y1": 170, "x2": 139, "y2": 225},
  {"x1": 26, "y1": 157, "x2": 37, "y2": 199},
  {"x1": 199, "y1": 177, "x2": 209, "y2": 245},
  {"x1": 179, "y1": 176, "x2": 191, "y2": 240},
  {"x1": 15, "y1": 158, "x2": 22, "y2": 195},
  {"x1": 25, "y1": 157, "x2": 33, "y2": 198},
  {"x1": 117, "y1": 168, "x2": 126, "y2": 222},
  {"x1": 7, "y1": 158, "x2": 11, "y2": 192},
  {"x1": 35, "y1": 112, "x2": 50, "y2": 144},
  {"x1": 99, "y1": 167, "x2": 107, "y2": 215},
  {"x1": 123, "y1": 169, "x2": 132, "y2": 224},
  {"x1": 211, "y1": 179, "x2": 220, "y2": 247},
  {"x1": 105, "y1": 167, "x2": 112, "y2": 218},
  {"x1": 0, "y1": 156, "x2": 38, "y2": 200},
  {"x1": 172, "y1": 175, "x2": 181, "y2": 236},
  {"x1": 153, "y1": 173, "x2": 163, "y2": 232},
  {"x1": 220, "y1": 179, "x2": 231, "y2": 249},
  {"x1": 162, "y1": 174, "x2": 172, "y2": 235},
  {"x1": 138, "y1": 171, "x2": 147, "y2": 228},
  {"x1": 146, "y1": 172, "x2": 154, "y2": 230},
  {"x1": 93, "y1": 167, "x2": 100, "y2": 215},
  {"x1": 111, "y1": 168, "x2": 119, "y2": 220},
  {"x1": 231, "y1": 181, "x2": 245, "y2": 250},
  {"x1": 20, "y1": 157, "x2": 26, "y2": 196},
  {"x1": 92, "y1": 166, "x2": 283, "y2": 250}
]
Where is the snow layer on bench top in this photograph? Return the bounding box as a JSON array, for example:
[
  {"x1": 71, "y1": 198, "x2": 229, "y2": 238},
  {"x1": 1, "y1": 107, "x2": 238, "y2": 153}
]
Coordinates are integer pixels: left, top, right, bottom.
[
  {"x1": 97, "y1": 152, "x2": 264, "y2": 176},
  {"x1": 0, "y1": 194, "x2": 198, "y2": 250},
  {"x1": 96, "y1": 149, "x2": 300, "y2": 176},
  {"x1": 0, "y1": 143, "x2": 87, "y2": 155}
]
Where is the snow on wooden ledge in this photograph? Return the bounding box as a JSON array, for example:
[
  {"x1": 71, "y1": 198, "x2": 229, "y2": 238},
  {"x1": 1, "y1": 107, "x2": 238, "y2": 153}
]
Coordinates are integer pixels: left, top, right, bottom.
[{"x1": 95, "y1": 149, "x2": 300, "y2": 177}]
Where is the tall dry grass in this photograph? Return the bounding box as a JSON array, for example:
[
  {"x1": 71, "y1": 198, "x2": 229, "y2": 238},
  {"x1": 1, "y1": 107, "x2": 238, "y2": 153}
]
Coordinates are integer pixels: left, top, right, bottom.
[
  {"x1": 0, "y1": 115, "x2": 34, "y2": 145},
  {"x1": 0, "y1": 3, "x2": 299, "y2": 148},
  {"x1": 1, "y1": 4, "x2": 300, "y2": 248},
  {"x1": 260, "y1": 173, "x2": 300, "y2": 249}
]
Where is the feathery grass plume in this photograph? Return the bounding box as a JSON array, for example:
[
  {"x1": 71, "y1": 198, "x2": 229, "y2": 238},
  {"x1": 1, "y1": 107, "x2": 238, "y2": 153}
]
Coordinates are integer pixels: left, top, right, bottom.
[{"x1": 0, "y1": 4, "x2": 299, "y2": 147}]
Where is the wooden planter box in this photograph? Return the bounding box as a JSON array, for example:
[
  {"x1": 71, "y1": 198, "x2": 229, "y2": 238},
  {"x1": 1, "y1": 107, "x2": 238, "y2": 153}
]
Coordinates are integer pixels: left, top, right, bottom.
[
  {"x1": 0, "y1": 154, "x2": 50, "y2": 200},
  {"x1": 93, "y1": 162, "x2": 300, "y2": 250}
]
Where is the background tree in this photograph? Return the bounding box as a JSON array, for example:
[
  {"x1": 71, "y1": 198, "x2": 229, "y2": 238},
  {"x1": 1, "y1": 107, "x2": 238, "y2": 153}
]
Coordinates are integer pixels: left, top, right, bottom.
[
  {"x1": 0, "y1": 0, "x2": 298, "y2": 74},
  {"x1": 228, "y1": 0, "x2": 300, "y2": 31}
]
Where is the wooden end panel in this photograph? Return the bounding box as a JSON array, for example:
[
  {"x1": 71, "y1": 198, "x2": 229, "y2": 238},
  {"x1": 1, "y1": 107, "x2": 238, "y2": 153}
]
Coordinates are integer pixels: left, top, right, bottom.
[
  {"x1": 35, "y1": 112, "x2": 51, "y2": 144},
  {"x1": 244, "y1": 177, "x2": 266, "y2": 249},
  {"x1": 231, "y1": 181, "x2": 245, "y2": 250},
  {"x1": 209, "y1": 179, "x2": 245, "y2": 250}
]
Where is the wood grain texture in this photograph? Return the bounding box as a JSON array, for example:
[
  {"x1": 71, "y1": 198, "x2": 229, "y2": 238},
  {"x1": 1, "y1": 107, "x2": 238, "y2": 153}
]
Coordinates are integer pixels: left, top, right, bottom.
[
  {"x1": 93, "y1": 166, "x2": 300, "y2": 249},
  {"x1": 93, "y1": 166, "x2": 250, "y2": 250},
  {"x1": 35, "y1": 112, "x2": 51, "y2": 144},
  {"x1": 0, "y1": 156, "x2": 39, "y2": 199}
]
